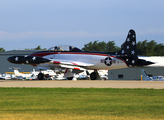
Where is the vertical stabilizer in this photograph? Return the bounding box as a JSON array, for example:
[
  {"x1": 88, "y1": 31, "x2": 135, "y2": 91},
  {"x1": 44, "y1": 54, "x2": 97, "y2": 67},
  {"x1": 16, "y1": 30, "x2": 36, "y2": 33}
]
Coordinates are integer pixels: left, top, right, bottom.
[
  {"x1": 141, "y1": 69, "x2": 152, "y2": 81},
  {"x1": 116, "y1": 29, "x2": 138, "y2": 66},
  {"x1": 14, "y1": 69, "x2": 22, "y2": 77}
]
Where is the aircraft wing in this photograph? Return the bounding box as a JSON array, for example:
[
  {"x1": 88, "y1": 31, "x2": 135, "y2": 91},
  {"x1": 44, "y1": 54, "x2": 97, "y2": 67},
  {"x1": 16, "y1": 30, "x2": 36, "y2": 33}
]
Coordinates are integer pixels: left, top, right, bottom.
[
  {"x1": 52, "y1": 59, "x2": 95, "y2": 66},
  {"x1": 51, "y1": 59, "x2": 95, "y2": 70}
]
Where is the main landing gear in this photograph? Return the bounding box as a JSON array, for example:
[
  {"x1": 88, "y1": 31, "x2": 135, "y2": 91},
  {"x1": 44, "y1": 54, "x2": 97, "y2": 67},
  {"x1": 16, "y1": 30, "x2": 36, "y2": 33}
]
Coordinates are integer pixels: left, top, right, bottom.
[
  {"x1": 37, "y1": 72, "x2": 53, "y2": 80},
  {"x1": 37, "y1": 72, "x2": 44, "y2": 80},
  {"x1": 67, "y1": 77, "x2": 73, "y2": 80},
  {"x1": 90, "y1": 70, "x2": 100, "y2": 80}
]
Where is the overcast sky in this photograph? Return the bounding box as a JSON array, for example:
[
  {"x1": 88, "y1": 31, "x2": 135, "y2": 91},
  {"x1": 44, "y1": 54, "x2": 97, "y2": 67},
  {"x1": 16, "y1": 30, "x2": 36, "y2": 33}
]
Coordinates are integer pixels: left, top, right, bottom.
[{"x1": 0, "y1": 0, "x2": 164, "y2": 51}]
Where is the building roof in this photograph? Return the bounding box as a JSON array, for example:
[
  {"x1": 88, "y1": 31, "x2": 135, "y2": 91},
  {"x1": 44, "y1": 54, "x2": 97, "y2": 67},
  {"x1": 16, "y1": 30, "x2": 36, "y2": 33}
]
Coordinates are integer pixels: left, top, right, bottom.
[{"x1": 0, "y1": 50, "x2": 41, "y2": 55}]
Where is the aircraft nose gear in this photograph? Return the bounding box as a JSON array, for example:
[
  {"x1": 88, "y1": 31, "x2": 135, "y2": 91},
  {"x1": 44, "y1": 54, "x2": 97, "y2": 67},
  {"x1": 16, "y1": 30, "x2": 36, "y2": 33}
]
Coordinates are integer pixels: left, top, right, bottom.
[{"x1": 104, "y1": 57, "x2": 112, "y2": 66}]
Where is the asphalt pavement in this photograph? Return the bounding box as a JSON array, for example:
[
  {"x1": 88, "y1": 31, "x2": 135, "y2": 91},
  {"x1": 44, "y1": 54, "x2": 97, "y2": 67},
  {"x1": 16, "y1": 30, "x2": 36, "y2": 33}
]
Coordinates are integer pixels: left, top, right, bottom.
[{"x1": 0, "y1": 80, "x2": 164, "y2": 89}]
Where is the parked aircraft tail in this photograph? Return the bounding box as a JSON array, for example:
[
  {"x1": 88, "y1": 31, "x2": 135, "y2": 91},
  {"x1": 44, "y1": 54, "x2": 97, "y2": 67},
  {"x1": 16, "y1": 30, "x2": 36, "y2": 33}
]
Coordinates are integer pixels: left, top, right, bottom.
[
  {"x1": 13, "y1": 69, "x2": 23, "y2": 77},
  {"x1": 141, "y1": 69, "x2": 153, "y2": 81},
  {"x1": 116, "y1": 29, "x2": 154, "y2": 67}
]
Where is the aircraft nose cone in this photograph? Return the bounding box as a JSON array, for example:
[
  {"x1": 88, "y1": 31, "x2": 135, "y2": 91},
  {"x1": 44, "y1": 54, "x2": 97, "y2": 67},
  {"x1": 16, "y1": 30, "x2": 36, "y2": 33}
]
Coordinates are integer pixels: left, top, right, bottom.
[
  {"x1": 7, "y1": 56, "x2": 23, "y2": 64},
  {"x1": 7, "y1": 56, "x2": 16, "y2": 63}
]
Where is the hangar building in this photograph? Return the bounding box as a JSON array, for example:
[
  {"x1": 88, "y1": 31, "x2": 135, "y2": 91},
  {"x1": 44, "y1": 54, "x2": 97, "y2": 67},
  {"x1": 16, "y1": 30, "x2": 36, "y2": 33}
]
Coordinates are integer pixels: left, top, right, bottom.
[
  {"x1": 108, "y1": 67, "x2": 164, "y2": 80},
  {"x1": 0, "y1": 50, "x2": 40, "y2": 73}
]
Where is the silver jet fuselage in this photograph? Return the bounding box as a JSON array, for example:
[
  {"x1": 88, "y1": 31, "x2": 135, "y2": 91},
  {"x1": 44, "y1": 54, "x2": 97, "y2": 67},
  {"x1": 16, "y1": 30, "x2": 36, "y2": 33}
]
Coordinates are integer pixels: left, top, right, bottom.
[{"x1": 29, "y1": 51, "x2": 128, "y2": 70}]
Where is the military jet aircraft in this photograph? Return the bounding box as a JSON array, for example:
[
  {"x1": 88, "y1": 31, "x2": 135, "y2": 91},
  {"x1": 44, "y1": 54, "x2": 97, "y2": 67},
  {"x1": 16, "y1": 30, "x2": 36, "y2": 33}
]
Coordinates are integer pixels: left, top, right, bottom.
[{"x1": 7, "y1": 29, "x2": 154, "y2": 80}]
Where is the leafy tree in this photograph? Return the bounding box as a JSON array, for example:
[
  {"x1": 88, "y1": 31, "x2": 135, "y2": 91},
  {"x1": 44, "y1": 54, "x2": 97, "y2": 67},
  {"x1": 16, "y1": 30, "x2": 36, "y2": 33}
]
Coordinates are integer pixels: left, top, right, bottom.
[
  {"x1": 82, "y1": 40, "x2": 164, "y2": 56},
  {"x1": 34, "y1": 45, "x2": 42, "y2": 50},
  {"x1": 0, "y1": 47, "x2": 5, "y2": 52},
  {"x1": 146, "y1": 40, "x2": 157, "y2": 56},
  {"x1": 82, "y1": 40, "x2": 120, "y2": 52},
  {"x1": 82, "y1": 40, "x2": 106, "y2": 51},
  {"x1": 136, "y1": 40, "x2": 164, "y2": 56},
  {"x1": 105, "y1": 41, "x2": 120, "y2": 52},
  {"x1": 154, "y1": 43, "x2": 164, "y2": 56}
]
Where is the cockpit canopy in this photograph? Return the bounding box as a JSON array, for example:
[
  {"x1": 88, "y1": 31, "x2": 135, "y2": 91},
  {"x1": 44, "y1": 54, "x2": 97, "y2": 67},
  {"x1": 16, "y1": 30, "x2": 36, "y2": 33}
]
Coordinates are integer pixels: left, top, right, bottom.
[{"x1": 48, "y1": 45, "x2": 82, "y2": 52}]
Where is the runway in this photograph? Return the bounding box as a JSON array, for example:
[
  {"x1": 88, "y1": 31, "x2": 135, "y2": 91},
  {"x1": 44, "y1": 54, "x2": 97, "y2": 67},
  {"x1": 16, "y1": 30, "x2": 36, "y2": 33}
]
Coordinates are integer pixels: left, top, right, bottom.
[{"x1": 0, "y1": 80, "x2": 164, "y2": 89}]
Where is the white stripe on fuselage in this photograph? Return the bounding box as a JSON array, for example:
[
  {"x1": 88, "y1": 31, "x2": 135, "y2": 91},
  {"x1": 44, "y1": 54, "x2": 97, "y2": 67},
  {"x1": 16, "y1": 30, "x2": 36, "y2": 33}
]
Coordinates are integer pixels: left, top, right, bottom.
[{"x1": 42, "y1": 52, "x2": 128, "y2": 70}]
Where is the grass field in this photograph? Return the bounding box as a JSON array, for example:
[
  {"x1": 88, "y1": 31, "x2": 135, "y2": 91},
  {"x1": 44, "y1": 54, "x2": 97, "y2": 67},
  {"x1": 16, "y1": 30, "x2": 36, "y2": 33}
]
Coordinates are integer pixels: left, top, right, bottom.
[{"x1": 0, "y1": 88, "x2": 164, "y2": 120}]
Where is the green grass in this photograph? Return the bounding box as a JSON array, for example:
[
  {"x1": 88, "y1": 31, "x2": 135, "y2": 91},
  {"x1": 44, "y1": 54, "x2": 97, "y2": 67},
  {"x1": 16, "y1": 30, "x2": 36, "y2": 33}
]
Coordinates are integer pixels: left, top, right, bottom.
[{"x1": 0, "y1": 88, "x2": 164, "y2": 120}]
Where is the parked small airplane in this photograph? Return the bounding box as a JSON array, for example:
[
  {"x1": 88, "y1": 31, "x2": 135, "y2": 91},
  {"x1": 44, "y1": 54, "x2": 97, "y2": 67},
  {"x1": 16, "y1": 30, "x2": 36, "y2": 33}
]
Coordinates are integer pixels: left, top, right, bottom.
[
  {"x1": 12, "y1": 68, "x2": 36, "y2": 80},
  {"x1": 141, "y1": 69, "x2": 164, "y2": 81},
  {"x1": 0, "y1": 74, "x2": 12, "y2": 80},
  {"x1": 7, "y1": 29, "x2": 154, "y2": 80},
  {"x1": 12, "y1": 68, "x2": 57, "y2": 80}
]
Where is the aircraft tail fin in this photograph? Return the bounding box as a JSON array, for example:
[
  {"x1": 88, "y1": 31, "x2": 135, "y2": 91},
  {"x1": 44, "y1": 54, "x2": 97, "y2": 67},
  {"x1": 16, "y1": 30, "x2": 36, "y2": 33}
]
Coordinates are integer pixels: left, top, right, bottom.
[
  {"x1": 14, "y1": 69, "x2": 22, "y2": 77},
  {"x1": 141, "y1": 69, "x2": 153, "y2": 81},
  {"x1": 115, "y1": 29, "x2": 155, "y2": 67},
  {"x1": 116, "y1": 29, "x2": 137, "y2": 57},
  {"x1": 116, "y1": 29, "x2": 137, "y2": 66}
]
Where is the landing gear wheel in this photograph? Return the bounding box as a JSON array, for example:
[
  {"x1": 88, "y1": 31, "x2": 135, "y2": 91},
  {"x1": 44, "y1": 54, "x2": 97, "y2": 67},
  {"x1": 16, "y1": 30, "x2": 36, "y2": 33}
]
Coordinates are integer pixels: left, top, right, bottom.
[
  {"x1": 67, "y1": 77, "x2": 73, "y2": 80},
  {"x1": 38, "y1": 72, "x2": 44, "y2": 80},
  {"x1": 90, "y1": 72, "x2": 97, "y2": 80}
]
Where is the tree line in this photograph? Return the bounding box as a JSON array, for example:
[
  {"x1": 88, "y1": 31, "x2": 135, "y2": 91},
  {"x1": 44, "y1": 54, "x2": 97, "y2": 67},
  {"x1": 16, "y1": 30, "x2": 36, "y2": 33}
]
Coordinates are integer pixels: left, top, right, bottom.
[
  {"x1": 0, "y1": 40, "x2": 164, "y2": 56},
  {"x1": 82, "y1": 40, "x2": 164, "y2": 56}
]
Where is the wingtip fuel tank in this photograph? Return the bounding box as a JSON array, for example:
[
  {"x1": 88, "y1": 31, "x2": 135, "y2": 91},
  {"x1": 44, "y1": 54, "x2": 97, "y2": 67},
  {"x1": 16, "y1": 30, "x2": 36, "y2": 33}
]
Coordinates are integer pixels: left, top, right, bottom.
[{"x1": 7, "y1": 55, "x2": 50, "y2": 64}]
